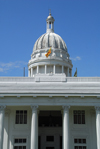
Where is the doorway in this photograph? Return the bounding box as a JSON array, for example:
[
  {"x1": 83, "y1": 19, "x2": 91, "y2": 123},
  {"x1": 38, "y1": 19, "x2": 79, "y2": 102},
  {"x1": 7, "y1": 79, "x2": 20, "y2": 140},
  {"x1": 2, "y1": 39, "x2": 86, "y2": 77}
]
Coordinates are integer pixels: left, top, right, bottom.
[{"x1": 38, "y1": 111, "x2": 62, "y2": 149}]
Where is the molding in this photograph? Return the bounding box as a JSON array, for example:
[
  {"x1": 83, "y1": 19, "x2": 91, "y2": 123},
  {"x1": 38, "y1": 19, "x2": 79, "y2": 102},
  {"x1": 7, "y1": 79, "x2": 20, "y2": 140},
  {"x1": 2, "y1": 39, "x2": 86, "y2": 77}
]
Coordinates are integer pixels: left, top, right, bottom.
[{"x1": 0, "y1": 93, "x2": 100, "y2": 97}]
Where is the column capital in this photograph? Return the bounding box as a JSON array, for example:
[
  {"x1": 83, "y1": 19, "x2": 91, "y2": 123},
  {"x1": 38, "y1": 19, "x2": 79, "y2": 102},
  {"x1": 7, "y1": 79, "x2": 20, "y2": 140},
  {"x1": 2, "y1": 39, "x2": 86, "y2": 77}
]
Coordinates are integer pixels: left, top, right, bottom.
[
  {"x1": 62, "y1": 105, "x2": 70, "y2": 112},
  {"x1": 31, "y1": 105, "x2": 38, "y2": 111},
  {"x1": 0, "y1": 105, "x2": 6, "y2": 111},
  {"x1": 95, "y1": 106, "x2": 100, "y2": 111}
]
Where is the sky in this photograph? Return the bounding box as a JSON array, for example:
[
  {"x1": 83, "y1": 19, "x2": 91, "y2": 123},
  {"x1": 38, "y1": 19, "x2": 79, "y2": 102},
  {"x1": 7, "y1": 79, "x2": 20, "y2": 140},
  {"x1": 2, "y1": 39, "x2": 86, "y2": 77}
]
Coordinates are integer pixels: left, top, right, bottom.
[{"x1": 0, "y1": 0, "x2": 100, "y2": 77}]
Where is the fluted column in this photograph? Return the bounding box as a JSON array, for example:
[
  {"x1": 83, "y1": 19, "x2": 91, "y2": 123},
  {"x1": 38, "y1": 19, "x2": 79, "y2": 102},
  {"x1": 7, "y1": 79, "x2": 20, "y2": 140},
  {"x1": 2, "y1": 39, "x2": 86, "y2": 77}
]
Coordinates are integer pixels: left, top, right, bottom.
[
  {"x1": 95, "y1": 106, "x2": 100, "y2": 149},
  {"x1": 31, "y1": 105, "x2": 38, "y2": 149},
  {"x1": 0, "y1": 105, "x2": 6, "y2": 149},
  {"x1": 62, "y1": 106, "x2": 70, "y2": 149}
]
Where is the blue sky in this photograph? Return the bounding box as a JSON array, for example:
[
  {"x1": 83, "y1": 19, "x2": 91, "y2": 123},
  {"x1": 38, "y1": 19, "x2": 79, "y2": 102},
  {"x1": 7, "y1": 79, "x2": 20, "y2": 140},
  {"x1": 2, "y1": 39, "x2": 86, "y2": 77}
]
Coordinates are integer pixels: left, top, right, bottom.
[{"x1": 0, "y1": 0, "x2": 100, "y2": 77}]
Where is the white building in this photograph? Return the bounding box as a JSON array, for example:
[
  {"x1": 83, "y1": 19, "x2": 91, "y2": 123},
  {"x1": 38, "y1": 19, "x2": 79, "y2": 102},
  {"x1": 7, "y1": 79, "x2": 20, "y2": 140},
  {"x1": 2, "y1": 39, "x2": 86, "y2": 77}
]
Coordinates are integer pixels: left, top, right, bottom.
[{"x1": 0, "y1": 13, "x2": 100, "y2": 149}]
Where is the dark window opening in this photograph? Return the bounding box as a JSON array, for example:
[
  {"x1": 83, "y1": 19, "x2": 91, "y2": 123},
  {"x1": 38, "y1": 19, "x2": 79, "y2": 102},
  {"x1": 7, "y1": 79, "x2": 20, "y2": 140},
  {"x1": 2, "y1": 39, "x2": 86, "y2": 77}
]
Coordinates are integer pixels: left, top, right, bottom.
[
  {"x1": 46, "y1": 147, "x2": 54, "y2": 149},
  {"x1": 46, "y1": 136, "x2": 54, "y2": 142},
  {"x1": 39, "y1": 111, "x2": 62, "y2": 127},
  {"x1": 15, "y1": 110, "x2": 27, "y2": 124},
  {"x1": 73, "y1": 110, "x2": 85, "y2": 124}
]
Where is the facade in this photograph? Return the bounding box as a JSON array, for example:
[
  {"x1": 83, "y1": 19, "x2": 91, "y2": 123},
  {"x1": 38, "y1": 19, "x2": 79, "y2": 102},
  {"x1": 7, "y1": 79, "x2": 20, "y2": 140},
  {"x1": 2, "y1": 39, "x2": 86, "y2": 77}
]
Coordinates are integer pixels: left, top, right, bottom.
[{"x1": 0, "y1": 13, "x2": 100, "y2": 149}]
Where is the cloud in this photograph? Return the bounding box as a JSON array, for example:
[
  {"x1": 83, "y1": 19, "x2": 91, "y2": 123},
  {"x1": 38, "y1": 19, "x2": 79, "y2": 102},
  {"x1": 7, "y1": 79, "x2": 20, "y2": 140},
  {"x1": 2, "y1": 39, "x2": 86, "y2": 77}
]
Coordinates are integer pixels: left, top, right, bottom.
[
  {"x1": 0, "y1": 61, "x2": 27, "y2": 72},
  {"x1": 0, "y1": 68, "x2": 3, "y2": 72},
  {"x1": 70, "y1": 56, "x2": 81, "y2": 61}
]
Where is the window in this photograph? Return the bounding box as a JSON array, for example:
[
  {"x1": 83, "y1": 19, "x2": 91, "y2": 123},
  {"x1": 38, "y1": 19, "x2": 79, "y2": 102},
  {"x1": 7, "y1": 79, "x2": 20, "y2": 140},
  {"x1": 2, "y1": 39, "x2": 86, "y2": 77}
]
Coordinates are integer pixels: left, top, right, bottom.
[
  {"x1": 74, "y1": 138, "x2": 87, "y2": 149},
  {"x1": 14, "y1": 138, "x2": 27, "y2": 149},
  {"x1": 15, "y1": 110, "x2": 27, "y2": 124},
  {"x1": 73, "y1": 110, "x2": 85, "y2": 124}
]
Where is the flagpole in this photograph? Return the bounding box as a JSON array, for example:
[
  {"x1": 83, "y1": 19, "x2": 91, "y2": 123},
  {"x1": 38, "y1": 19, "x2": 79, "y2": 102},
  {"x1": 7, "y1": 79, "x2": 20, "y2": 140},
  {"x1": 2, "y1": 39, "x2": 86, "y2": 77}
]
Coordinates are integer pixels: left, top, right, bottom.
[
  {"x1": 45, "y1": 47, "x2": 52, "y2": 73},
  {"x1": 50, "y1": 48, "x2": 51, "y2": 73}
]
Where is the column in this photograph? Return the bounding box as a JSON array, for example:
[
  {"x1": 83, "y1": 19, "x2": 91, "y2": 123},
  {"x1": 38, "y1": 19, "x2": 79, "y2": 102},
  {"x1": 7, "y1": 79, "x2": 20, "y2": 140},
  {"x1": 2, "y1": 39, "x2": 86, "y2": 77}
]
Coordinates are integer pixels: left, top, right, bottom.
[
  {"x1": 45, "y1": 65, "x2": 47, "y2": 74},
  {"x1": 62, "y1": 65, "x2": 64, "y2": 73},
  {"x1": 47, "y1": 22, "x2": 49, "y2": 29},
  {"x1": 54, "y1": 65, "x2": 56, "y2": 74},
  {"x1": 52, "y1": 23, "x2": 54, "y2": 30},
  {"x1": 71, "y1": 69, "x2": 72, "y2": 77},
  {"x1": 3, "y1": 109, "x2": 10, "y2": 149},
  {"x1": 37, "y1": 65, "x2": 39, "y2": 74},
  {"x1": 67, "y1": 67, "x2": 69, "y2": 77},
  {"x1": 62, "y1": 106, "x2": 70, "y2": 149},
  {"x1": 0, "y1": 105, "x2": 6, "y2": 149},
  {"x1": 95, "y1": 106, "x2": 100, "y2": 149},
  {"x1": 31, "y1": 105, "x2": 38, "y2": 149},
  {"x1": 28, "y1": 69, "x2": 31, "y2": 77},
  {"x1": 31, "y1": 67, "x2": 33, "y2": 77}
]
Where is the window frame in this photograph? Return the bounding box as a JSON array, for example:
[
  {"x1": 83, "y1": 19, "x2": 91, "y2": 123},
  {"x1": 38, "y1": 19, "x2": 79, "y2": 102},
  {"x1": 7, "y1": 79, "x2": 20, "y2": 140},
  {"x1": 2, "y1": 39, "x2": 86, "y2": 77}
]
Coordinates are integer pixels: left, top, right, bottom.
[
  {"x1": 73, "y1": 110, "x2": 85, "y2": 125},
  {"x1": 74, "y1": 138, "x2": 87, "y2": 149},
  {"x1": 14, "y1": 108, "x2": 30, "y2": 130},
  {"x1": 15, "y1": 110, "x2": 27, "y2": 124},
  {"x1": 13, "y1": 136, "x2": 29, "y2": 149},
  {"x1": 72, "y1": 135, "x2": 89, "y2": 149}
]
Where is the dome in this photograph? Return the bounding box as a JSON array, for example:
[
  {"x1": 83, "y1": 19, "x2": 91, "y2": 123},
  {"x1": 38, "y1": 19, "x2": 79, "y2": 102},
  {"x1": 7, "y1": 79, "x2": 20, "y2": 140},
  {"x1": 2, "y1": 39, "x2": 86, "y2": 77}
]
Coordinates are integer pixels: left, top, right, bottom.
[
  {"x1": 46, "y1": 13, "x2": 55, "y2": 22},
  {"x1": 33, "y1": 32, "x2": 68, "y2": 52},
  {"x1": 28, "y1": 13, "x2": 73, "y2": 78}
]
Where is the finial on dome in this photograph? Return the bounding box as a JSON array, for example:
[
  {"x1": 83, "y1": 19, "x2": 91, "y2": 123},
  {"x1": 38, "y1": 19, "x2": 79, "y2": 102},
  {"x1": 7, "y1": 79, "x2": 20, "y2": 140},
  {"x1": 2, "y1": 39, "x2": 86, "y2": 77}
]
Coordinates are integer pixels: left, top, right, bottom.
[
  {"x1": 49, "y1": 9, "x2": 51, "y2": 16},
  {"x1": 46, "y1": 11, "x2": 55, "y2": 33}
]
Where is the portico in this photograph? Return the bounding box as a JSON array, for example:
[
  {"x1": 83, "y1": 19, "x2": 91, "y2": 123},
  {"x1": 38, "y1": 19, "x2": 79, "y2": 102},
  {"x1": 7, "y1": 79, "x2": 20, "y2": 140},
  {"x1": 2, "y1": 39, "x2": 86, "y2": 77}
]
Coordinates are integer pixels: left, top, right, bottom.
[{"x1": 0, "y1": 96, "x2": 100, "y2": 149}]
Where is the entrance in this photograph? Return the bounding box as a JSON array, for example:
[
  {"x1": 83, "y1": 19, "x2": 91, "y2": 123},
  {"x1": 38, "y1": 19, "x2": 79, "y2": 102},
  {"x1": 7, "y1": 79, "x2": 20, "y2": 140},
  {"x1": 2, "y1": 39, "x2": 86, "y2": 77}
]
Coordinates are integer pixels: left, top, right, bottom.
[{"x1": 38, "y1": 111, "x2": 62, "y2": 149}]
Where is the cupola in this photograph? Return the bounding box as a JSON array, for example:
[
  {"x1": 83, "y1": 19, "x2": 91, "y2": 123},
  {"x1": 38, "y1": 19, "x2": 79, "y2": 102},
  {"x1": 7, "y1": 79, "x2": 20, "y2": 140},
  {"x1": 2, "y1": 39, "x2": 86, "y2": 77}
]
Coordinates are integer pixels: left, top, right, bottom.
[{"x1": 46, "y1": 12, "x2": 55, "y2": 33}]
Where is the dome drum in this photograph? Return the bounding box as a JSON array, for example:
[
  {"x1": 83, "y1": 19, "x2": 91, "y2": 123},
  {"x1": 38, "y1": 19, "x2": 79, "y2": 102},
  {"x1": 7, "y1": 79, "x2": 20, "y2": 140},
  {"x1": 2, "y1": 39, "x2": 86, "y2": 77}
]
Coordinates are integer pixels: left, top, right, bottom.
[{"x1": 28, "y1": 63, "x2": 72, "y2": 77}]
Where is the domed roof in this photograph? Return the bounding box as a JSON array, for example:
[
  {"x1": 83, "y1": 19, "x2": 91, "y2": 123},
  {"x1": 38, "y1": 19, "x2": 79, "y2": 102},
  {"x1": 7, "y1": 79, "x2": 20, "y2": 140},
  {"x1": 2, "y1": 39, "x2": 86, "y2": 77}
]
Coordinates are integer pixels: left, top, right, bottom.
[
  {"x1": 46, "y1": 13, "x2": 55, "y2": 22},
  {"x1": 33, "y1": 32, "x2": 67, "y2": 52}
]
